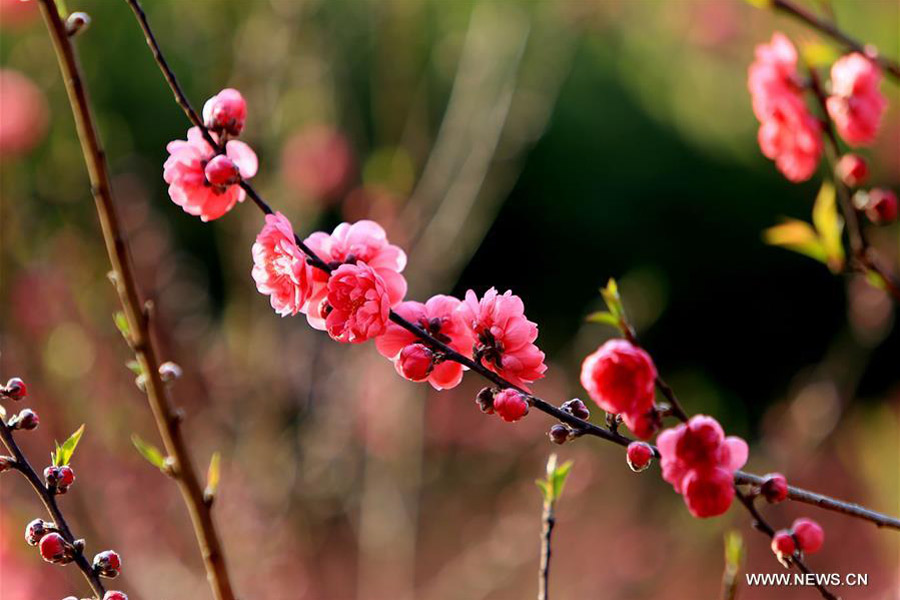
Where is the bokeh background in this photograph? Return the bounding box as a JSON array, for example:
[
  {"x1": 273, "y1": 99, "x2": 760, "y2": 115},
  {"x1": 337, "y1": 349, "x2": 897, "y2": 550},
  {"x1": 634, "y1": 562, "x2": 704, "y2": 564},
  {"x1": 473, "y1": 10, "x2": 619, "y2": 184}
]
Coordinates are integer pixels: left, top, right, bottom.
[{"x1": 2, "y1": 0, "x2": 899, "y2": 599}]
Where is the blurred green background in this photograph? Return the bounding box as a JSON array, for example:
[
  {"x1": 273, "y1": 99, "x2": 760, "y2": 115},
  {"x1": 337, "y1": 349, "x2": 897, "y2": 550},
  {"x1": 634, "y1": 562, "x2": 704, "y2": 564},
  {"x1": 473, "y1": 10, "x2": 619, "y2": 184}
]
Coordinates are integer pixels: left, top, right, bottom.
[{"x1": 1, "y1": 1, "x2": 898, "y2": 599}]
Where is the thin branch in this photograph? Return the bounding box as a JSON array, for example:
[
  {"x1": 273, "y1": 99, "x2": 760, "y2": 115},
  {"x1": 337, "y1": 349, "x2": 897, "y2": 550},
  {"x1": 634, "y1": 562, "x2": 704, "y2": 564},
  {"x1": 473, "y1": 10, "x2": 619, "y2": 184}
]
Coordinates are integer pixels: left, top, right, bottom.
[
  {"x1": 537, "y1": 495, "x2": 555, "y2": 600},
  {"x1": 772, "y1": 0, "x2": 900, "y2": 81},
  {"x1": 122, "y1": 0, "x2": 900, "y2": 535},
  {"x1": 0, "y1": 417, "x2": 106, "y2": 598},
  {"x1": 734, "y1": 488, "x2": 840, "y2": 600},
  {"x1": 37, "y1": 2, "x2": 237, "y2": 599}
]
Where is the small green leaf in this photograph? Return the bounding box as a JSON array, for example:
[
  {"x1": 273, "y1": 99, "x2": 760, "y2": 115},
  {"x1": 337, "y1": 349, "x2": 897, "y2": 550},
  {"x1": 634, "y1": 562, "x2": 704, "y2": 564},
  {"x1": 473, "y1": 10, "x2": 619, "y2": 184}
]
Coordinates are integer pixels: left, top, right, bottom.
[
  {"x1": 535, "y1": 479, "x2": 551, "y2": 503},
  {"x1": 724, "y1": 530, "x2": 745, "y2": 569},
  {"x1": 205, "y1": 451, "x2": 221, "y2": 501},
  {"x1": 763, "y1": 219, "x2": 828, "y2": 264},
  {"x1": 600, "y1": 278, "x2": 623, "y2": 319},
  {"x1": 865, "y1": 270, "x2": 888, "y2": 290},
  {"x1": 537, "y1": 454, "x2": 574, "y2": 504},
  {"x1": 585, "y1": 311, "x2": 620, "y2": 327},
  {"x1": 811, "y1": 182, "x2": 845, "y2": 272},
  {"x1": 125, "y1": 360, "x2": 143, "y2": 376},
  {"x1": 742, "y1": 0, "x2": 773, "y2": 7},
  {"x1": 131, "y1": 434, "x2": 166, "y2": 470},
  {"x1": 801, "y1": 41, "x2": 839, "y2": 68},
  {"x1": 53, "y1": 425, "x2": 85, "y2": 467},
  {"x1": 551, "y1": 460, "x2": 573, "y2": 500},
  {"x1": 113, "y1": 311, "x2": 130, "y2": 340}
]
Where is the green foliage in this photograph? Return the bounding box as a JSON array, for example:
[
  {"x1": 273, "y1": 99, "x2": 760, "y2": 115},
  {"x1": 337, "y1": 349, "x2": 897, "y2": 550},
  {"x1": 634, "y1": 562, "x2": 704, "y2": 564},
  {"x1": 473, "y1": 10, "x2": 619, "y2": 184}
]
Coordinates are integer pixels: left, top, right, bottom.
[
  {"x1": 205, "y1": 451, "x2": 221, "y2": 502},
  {"x1": 51, "y1": 424, "x2": 85, "y2": 467},
  {"x1": 113, "y1": 311, "x2": 131, "y2": 340},
  {"x1": 125, "y1": 360, "x2": 144, "y2": 376},
  {"x1": 131, "y1": 434, "x2": 166, "y2": 471},
  {"x1": 536, "y1": 453, "x2": 573, "y2": 504},
  {"x1": 588, "y1": 278, "x2": 630, "y2": 334},
  {"x1": 721, "y1": 530, "x2": 745, "y2": 600},
  {"x1": 763, "y1": 182, "x2": 844, "y2": 273}
]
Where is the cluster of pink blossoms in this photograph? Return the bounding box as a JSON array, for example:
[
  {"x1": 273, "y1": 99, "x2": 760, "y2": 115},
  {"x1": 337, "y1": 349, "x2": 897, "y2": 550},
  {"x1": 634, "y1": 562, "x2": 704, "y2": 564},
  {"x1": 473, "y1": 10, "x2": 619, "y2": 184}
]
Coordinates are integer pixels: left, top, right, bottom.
[{"x1": 748, "y1": 33, "x2": 887, "y2": 182}]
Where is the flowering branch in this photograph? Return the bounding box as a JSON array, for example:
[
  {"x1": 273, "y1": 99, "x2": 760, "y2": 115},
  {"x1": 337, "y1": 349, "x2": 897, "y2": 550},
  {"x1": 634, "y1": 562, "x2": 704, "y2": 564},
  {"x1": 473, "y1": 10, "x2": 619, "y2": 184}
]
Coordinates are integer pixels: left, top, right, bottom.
[
  {"x1": 0, "y1": 416, "x2": 106, "y2": 598},
  {"x1": 121, "y1": 0, "x2": 900, "y2": 540},
  {"x1": 36, "y1": 2, "x2": 237, "y2": 599},
  {"x1": 770, "y1": 0, "x2": 900, "y2": 81}
]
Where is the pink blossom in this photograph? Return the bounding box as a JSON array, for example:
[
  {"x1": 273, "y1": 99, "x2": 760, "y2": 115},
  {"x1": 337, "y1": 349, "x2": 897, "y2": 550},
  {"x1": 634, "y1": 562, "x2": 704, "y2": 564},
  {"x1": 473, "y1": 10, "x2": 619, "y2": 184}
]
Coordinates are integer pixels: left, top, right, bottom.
[
  {"x1": 748, "y1": 33, "x2": 823, "y2": 182},
  {"x1": 580, "y1": 339, "x2": 657, "y2": 437},
  {"x1": 395, "y1": 344, "x2": 435, "y2": 382},
  {"x1": 657, "y1": 415, "x2": 748, "y2": 518},
  {"x1": 304, "y1": 220, "x2": 407, "y2": 329},
  {"x1": 202, "y1": 88, "x2": 247, "y2": 137},
  {"x1": 375, "y1": 295, "x2": 475, "y2": 390},
  {"x1": 0, "y1": 69, "x2": 48, "y2": 158},
  {"x1": 492, "y1": 388, "x2": 529, "y2": 422},
  {"x1": 792, "y1": 517, "x2": 825, "y2": 554},
  {"x1": 163, "y1": 127, "x2": 258, "y2": 222},
  {"x1": 827, "y1": 53, "x2": 886, "y2": 146},
  {"x1": 251, "y1": 212, "x2": 311, "y2": 316},
  {"x1": 325, "y1": 262, "x2": 391, "y2": 343},
  {"x1": 460, "y1": 288, "x2": 547, "y2": 391}
]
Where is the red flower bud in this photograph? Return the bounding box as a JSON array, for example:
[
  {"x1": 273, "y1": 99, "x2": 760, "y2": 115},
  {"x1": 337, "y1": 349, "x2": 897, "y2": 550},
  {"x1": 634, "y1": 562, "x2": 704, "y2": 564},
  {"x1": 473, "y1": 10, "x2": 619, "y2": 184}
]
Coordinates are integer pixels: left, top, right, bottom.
[
  {"x1": 864, "y1": 188, "x2": 898, "y2": 224},
  {"x1": 771, "y1": 530, "x2": 796, "y2": 558},
  {"x1": 93, "y1": 550, "x2": 122, "y2": 578},
  {"x1": 25, "y1": 518, "x2": 55, "y2": 546},
  {"x1": 492, "y1": 389, "x2": 529, "y2": 423},
  {"x1": 626, "y1": 441, "x2": 654, "y2": 472},
  {"x1": 835, "y1": 154, "x2": 868, "y2": 187},
  {"x1": 3, "y1": 377, "x2": 27, "y2": 400},
  {"x1": 561, "y1": 398, "x2": 590, "y2": 420},
  {"x1": 202, "y1": 88, "x2": 246, "y2": 137},
  {"x1": 475, "y1": 387, "x2": 495, "y2": 414},
  {"x1": 39, "y1": 532, "x2": 70, "y2": 563},
  {"x1": 396, "y1": 344, "x2": 434, "y2": 382},
  {"x1": 11, "y1": 408, "x2": 39, "y2": 431},
  {"x1": 760, "y1": 472, "x2": 788, "y2": 503},
  {"x1": 204, "y1": 155, "x2": 241, "y2": 187},
  {"x1": 548, "y1": 424, "x2": 570, "y2": 445},
  {"x1": 104, "y1": 592, "x2": 129, "y2": 600},
  {"x1": 792, "y1": 518, "x2": 824, "y2": 554}
]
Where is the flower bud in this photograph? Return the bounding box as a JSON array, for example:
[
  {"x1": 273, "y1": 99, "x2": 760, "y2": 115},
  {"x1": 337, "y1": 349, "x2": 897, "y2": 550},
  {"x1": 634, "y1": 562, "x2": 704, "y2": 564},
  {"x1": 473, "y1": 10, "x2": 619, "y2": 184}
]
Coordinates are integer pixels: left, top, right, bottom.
[
  {"x1": 475, "y1": 387, "x2": 494, "y2": 414},
  {"x1": 771, "y1": 530, "x2": 795, "y2": 559},
  {"x1": 864, "y1": 188, "x2": 898, "y2": 224},
  {"x1": 104, "y1": 592, "x2": 129, "y2": 600},
  {"x1": 10, "y1": 408, "x2": 39, "y2": 431},
  {"x1": 93, "y1": 550, "x2": 122, "y2": 578},
  {"x1": 548, "y1": 424, "x2": 570, "y2": 445},
  {"x1": 202, "y1": 88, "x2": 246, "y2": 137},
  {"x1": 25, "y1": 518, "x2": 55, "y2": 545},
  {"x1": 626, "y1": 441, "x2": 654, "y2": 472},
  {"x1": 760, "y1": 472, "x2": 788, "y2": 503},
  {"x1": 792, "y1": 518, "x2": 824, "y2": 554},
  {"x1": 44, "y1": 465, "x2": 76, "y2": 493},
  {"x1": 396, "y1": 344, "x2": 434, "y2": 382},
  {"x1": 3, "y1": 377, "x2": 27, "y2": 400},
  {"x1": 158, "y1": 361, "x2": 183, "y2": 383},
  {"x1": 835, "y1": 154, "x2": 868, "y2": 187},
  {"x1": 204, "y1": 155, "x2": 241, "y2": 187},
  {"x1": 561, "y1": 398, "x2": 590, "y2": 420},
  {"x1": 39, "y1": 532, "x2": 71, "y2": 563},
  {"x1": 492, "y1": 389, "x2": 528, "y2": 423}
]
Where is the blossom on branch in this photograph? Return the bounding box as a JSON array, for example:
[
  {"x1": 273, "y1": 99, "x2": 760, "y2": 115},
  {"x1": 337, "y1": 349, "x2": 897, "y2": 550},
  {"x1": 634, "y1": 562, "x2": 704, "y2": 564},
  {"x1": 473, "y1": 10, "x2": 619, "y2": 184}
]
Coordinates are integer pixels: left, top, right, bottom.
[
  {"x1": 460, "y1": 288, "x2": 547, "y2": 390},
  {"x1": 827, "y1": 53, "x2": 886, "y2": 146},
  {"x1": 657, "y1": 415, "x2": 748, "y2": 518},
  {"x1": 203, "y1": 88, "x2": 247, "y2": 137},
  {"x1": 748, "y1": 33, "x2": 822, "y2": 182},
  {"x1": 304, "y1": 220, "x2": 407, "y2": 330},
  {"x1": 163, "y1": 127, "x2": 258, "y2": 221},
  {"x1": 252, "y1": 212, "x2": 311, "y2": 316},
  {"x1": 324, "y1": 262, "x2": 392, "y2": 343},
  {"x1": 376, "y1": 295, "x2": 475, "y2": 390}
]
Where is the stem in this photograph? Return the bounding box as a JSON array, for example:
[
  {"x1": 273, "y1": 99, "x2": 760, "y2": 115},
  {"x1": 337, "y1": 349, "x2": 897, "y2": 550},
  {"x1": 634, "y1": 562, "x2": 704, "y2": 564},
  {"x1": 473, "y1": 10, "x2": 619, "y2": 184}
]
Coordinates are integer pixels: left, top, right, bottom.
[
  {"x1": 772, "y1": 0, "x2": 900, "y2": 81},
  {"x1": 805, "y1": 60, "x2": 900, "y2": 303},
  {"x1": 734, "y1": 488, "x2": 839, "y2": 600},
  {"x1": 537, "y1": 497, "x2": 554, "y2": 600},
  {"x1": 0, "y1": 418, "x2": 106, "y2": 598},
  {"x1": 37, "y1": 2, "x2": 236, "y2": 599},
  {"x1": 122, "y1": 0, "x2": 900, "y2": 534}
]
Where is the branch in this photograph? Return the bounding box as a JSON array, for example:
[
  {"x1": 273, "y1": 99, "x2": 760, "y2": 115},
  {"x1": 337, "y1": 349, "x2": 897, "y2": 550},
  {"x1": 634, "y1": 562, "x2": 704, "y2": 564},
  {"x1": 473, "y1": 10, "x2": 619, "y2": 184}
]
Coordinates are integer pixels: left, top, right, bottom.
[
  {"x1": 0, "y1": 417, "x2": 106, "y2": 598},
  {"x1": 734, "y1": 488, "x2": 840, "y2": 600},
  {"x1": 772, "y1": 0, "x2": 900, "y2": 81},
  {"x1": 37, "y1": 2, "x2": 237, "y2": 599},
  {"x1": 538, "y1": 494, "x2": 555, "y2": 600},
  {"x1": 122, "y1": 0, "x2": 900, "y2": 535}
]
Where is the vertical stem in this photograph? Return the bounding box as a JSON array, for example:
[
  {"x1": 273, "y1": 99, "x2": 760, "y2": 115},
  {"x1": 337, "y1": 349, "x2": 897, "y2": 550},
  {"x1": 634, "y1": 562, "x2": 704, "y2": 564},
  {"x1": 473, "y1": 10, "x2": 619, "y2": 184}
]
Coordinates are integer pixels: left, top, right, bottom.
[
  {"x1": 36, "y1": 2, "x2": 237, "y2": 599},
  {"x1": 538, "y1": 496, "x2": 555, "y2": 600}
]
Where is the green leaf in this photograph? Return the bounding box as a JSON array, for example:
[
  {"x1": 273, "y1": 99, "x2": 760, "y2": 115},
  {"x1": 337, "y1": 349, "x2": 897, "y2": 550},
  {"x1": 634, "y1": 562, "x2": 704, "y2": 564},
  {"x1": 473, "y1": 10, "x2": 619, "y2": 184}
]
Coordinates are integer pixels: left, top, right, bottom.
[
  {"x1": 865, "y1": 270, "x2": 888, "y2": 290},
  {"x1": 811, "y1": 182, "x2": 845, "y2": 272},
  {"x1": 131, "y1": 434, "x2": 166, "y2": 470},
  {"x1": 742, "y1": 0, "x2": 773, "y2": 7},
  {"x1": 535, "y1": 479, "x2": 551, "y2": 503},
  {"x1": 724, "y1": 530, "x2": 745, "y2": 570},
  {"x1": 801, "y1": 41, "x2": 839, "y2": 68},
  {"x1": 52, "y1": 425, "x2": 85, "y2": 467},
  {"x1": 585, "y1": 311, "x2": 620, "y2": 327},
  {"x1": 537, "y1": 454, "x2": 574, "y2": 504},
  {"x1": 763, "y1": 219, "x2": 828, "y2": 264},
  {"x1": 125, "y1": 360, "x2": 143, "y2": 376},
  {"x1": 205, "y1": 451, "x2": 221, "y2": 501},
  {"x1": 113, "y1": 311, "x2": 130, "y2": 340},
  {"x1": 600, "y1": 278, "x2": 623, "y2": 319},
  {"x1": 551, "y1": 460, "x2": 573, "y2": 500}
]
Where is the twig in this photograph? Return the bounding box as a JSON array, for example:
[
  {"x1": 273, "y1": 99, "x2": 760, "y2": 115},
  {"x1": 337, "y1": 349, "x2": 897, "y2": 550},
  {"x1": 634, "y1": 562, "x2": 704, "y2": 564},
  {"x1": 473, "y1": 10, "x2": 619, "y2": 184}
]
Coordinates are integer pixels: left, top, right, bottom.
[
  {"x1": 122, "y1": 0, "x2": 900, "y2": 535},
  {"x1": 538, "y1": 493, "x2": 555, "y2": 600},
  {"x1": 772, "y1": 0, "x2": 900, "y2": 80},
  {"x1": 0, "y1": 418, "x2": 106, "y2": 598},
  {"x1": 37, "y1": 2, "x2": 237, "y2": 599},
  {"x1": 734, "y1": 488, "x2": 840, "y2": 600}
]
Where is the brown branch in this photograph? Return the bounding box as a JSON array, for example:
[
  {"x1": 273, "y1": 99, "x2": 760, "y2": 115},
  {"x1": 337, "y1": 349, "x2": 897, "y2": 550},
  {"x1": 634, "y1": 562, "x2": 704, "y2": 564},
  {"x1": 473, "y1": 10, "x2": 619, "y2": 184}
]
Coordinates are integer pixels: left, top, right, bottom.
[
  {"x1": 36, "y1": 2, "x2": 237, "y2": 599},
  {"x1": 0, "y1": 415, "x2": 106, "y2": 598},
  {"x1": 537, "y1": 496, "x2": 555, "y2": 600},
  {"x1": 122, "y1": 0, "x2": 900, "y2": 537},
  {"x1": 734, "y1": 488, "x2": 840, "y2": 600},
  {"x1": 772, "y1": 0, "x2": 900, "y2": 80}
]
